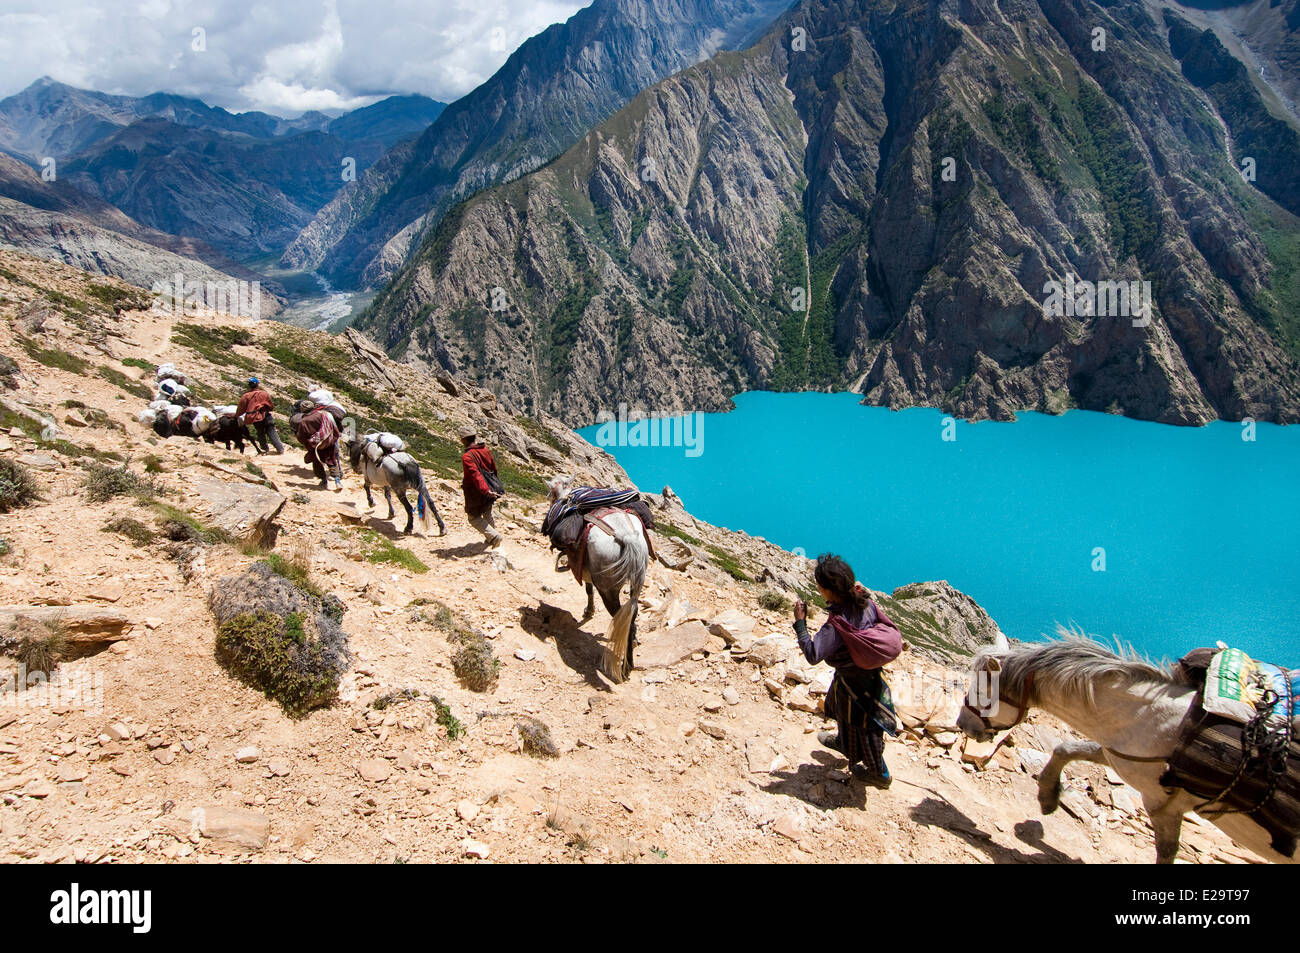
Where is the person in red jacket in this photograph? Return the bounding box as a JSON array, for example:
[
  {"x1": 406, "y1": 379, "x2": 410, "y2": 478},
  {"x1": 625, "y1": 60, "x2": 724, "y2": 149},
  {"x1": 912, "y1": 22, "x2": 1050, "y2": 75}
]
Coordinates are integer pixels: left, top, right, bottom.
[
  {"x1": 235, "y1": 377, "x2": 284, "y2": 454},
  {"x1": 460, "y1": 425, "x2": 503, "y2": 548}
]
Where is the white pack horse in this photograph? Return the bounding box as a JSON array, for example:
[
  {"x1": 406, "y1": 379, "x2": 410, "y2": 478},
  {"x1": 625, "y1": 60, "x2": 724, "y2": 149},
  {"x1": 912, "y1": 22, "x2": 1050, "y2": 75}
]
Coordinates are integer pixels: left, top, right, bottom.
[
  {"x1": 958, "y1": 632, "x2": 1295, "y2": 864},
  {"x1": 342, "y1": 426, "x2": 446, "y2": 536},
  {"x1": 547, "y1": 476, "x2": 649, "y2": 683}
]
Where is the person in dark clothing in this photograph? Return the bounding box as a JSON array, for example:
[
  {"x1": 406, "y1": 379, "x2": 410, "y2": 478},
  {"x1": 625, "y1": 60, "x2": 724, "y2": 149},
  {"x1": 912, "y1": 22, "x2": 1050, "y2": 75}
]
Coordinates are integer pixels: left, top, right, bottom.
[
  {"x1": 236, "y1": 377, "x2": 284, "y2": 454},
  {"x1": 459, "y1": 426, "x2": 503, "y2": 548},
  {"x1": 290, "y1": 399, "x2": 343, "y2": 491},
  {"x1": 794, "y1": 553, "x2": 899, "y2": 789}
]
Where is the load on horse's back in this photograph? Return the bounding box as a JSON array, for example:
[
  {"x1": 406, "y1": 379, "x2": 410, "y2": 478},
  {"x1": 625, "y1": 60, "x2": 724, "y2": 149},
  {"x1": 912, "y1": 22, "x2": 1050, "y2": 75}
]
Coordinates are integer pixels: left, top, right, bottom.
[
  {"x1": 342, "y1": 422, "x2": 446, "y2": 536},
  {"x1": 958, "y1": 632, "x2": 1299, "y2": 864},
  {"x1": 543, "y1": 476, "x2": 655, "y2": 682}
]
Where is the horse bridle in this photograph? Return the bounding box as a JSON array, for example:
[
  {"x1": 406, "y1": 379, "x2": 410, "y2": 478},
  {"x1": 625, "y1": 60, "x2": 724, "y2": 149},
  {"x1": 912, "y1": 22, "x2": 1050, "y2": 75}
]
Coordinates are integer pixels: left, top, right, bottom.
[{"x1": 963, "y1": 669, "x2": 1035, "y2": 733}]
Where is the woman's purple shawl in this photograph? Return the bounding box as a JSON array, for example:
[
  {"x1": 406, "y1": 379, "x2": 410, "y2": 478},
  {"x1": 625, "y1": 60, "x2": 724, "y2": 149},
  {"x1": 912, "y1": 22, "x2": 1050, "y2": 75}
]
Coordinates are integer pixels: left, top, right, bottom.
[{"x1": 828, "y1": 600, "x2": 902, "y2": 670}]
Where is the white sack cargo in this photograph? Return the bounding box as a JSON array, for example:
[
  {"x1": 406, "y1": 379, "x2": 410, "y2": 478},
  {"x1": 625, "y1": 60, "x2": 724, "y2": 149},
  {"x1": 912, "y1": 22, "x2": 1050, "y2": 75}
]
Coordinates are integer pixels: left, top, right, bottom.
[
  {"x1": 165, "y1": 404, "x2": 184, "y2": 422},
  {"x1": 137, "y1": 409, "x2": 157, "y2": 425},
  {"x1": 192, "y1": 408, "x2": 218, "y2": 434},
  {"x1": 377, "y1": 432, "x2": 405, "y2": 453}
]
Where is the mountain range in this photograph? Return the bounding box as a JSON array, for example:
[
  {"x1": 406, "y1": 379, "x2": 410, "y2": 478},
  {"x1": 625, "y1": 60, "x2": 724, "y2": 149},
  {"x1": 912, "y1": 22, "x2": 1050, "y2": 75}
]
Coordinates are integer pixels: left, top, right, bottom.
[
  {"x1": 354, "y1": 0, "x2": 1300, "y2": 426},
  {"x1": 1, "y1": 0, "x2": 1298, "y2": 427},
  {"x1": 280, "y1": 0, "x2": 798, "y2": 286},
  {"x1": 0, "y1": 79, "x2": 446, "y2": 261}
]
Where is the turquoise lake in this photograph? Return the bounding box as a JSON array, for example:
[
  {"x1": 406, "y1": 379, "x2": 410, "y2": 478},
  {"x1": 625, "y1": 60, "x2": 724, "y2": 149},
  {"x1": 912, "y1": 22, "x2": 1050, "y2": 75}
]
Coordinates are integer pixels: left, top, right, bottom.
[{"x1": 577, "y1": 391, "x2": 1300, "y2": 666}]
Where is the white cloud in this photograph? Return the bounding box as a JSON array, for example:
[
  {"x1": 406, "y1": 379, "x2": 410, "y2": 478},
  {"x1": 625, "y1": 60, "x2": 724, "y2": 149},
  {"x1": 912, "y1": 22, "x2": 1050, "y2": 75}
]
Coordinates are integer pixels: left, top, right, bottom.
[{"x1": 0, "y1": 0, "x2": 589, "y2": 115}]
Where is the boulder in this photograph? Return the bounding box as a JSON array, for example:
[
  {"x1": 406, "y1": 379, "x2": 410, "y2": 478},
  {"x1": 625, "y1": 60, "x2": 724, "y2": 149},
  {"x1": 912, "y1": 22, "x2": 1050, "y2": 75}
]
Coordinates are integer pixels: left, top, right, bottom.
[
  {"x1": 636, "y1": 621, "x2": 714, "y2": 669},
  {"x1": 193, "y1": 473, "x2": 285, "y2": 544},
  {"x1": 63, "y1": 409, "x2": 87, "y2": 427},
  {"x1": 0, "y1": 606, "x2": 130, "y2": 650},
  {"x1": 657, "y1": 538, "x2": 693, "y2": 571},
  {"x1": 745, "y1": 634, "x2": 789, "y2": 668},
  {"x1": 194, "y1": 805, "x2": 269, "y2": 850},
  {"x1": 961, "y1": 737, "x2": 1002, "y2": 768},
  {"x1": 15, "y1": 453, "x2": 59, "y2": 471},
  {"x1": 434, "y1": 372, "x2": 460, "y2": 396},
  {"x1": 526, "y1": 439, "x2": 566, "y2": 467},
  {"x1": 495, "y1": 421, "x2": 531, "y2": 460},
  {"x1": 709, "y1": 609, "x2": 756, "y2": 648}
]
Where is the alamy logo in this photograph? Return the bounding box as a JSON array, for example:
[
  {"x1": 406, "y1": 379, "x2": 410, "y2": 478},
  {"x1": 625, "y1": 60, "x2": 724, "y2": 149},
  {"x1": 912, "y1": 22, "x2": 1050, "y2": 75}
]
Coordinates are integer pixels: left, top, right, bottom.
[
  {"x1": 151, "y1": 272, "x2": 262, "y2": 319},
  {"x1": 1042, "y1": 274, "x2": 1152, "y2": 327},
  {"x1": 49, "y1": 883, "x2": 151, "y2": 933},
  {"x1": 593, "y1": 403, "x2": 704, "y2": 457}
]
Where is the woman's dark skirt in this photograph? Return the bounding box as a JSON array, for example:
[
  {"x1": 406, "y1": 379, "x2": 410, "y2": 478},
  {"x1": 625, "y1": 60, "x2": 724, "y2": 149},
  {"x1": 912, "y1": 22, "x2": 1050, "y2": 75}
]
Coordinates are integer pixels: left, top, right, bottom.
[{"x1": 826, "y1": 669, "x2": 891, "y2": 774}]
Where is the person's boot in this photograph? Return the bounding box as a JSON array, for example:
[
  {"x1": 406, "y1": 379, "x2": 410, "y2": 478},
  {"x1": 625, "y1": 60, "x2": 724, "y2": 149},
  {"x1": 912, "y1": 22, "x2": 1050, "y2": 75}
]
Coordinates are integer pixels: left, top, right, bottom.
[
  {"x1": 333, "y1": 477, "x2": 343, "y2": 493},
  {"x1": 817, "y1": 731, "x2": 844, "y2": 754},
  {"x1": 850, "y1": 761, "x2": 892, "y2": 789}
]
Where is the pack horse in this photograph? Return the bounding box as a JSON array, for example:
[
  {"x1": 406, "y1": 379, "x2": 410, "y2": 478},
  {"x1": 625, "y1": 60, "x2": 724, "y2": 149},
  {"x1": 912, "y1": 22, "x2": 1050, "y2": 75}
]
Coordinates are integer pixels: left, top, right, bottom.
[
  {"x1": 343, "y1": 424, "x2": 446, "y2": 536},
  {"x1": 958, "y1": 633, "x2": 1298, "y2": 864},
  {"x1": 543, "y1": 476, "x2": 653, "y2": 683}
]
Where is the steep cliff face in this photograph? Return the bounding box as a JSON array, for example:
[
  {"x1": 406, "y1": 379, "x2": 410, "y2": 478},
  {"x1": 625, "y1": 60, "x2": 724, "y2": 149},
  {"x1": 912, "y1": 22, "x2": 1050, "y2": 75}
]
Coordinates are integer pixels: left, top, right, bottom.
[
  {"x1": 281, "y1": 0, "x2": 796, "y2": 287},
  {"x1": 360, "y1": 0, "x2": 1300, "y2": 426}
]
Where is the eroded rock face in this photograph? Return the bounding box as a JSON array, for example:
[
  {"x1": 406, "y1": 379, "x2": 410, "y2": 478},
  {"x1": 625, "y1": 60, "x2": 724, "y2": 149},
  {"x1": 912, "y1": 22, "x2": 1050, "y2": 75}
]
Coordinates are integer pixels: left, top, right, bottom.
[
  {"x1": 361, "y1": 0, "x2": 1300, "y2": 428},
  {"x1": 282, "y1": 0, "x2": 795, "y2": 287},
  {"x1": 192, "y1": 474, "x2": 286, "y2": 545}
]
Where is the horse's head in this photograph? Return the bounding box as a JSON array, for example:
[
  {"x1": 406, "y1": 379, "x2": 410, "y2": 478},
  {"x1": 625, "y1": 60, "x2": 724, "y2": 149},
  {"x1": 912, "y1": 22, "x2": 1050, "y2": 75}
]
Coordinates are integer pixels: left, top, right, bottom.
[
  {"x1": 546, "y1": 473, "x2": 573, "y2": 504},
  {"x1": 957, "y1": 632, "x2": 1026, "y2": 742}
]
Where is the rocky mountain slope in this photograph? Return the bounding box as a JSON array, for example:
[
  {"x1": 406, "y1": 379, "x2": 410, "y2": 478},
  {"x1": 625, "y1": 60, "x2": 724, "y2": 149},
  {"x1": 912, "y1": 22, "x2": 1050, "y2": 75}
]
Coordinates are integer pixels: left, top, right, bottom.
[
  {"x1": 1161, "y1": 0, "x2": 1300, "y2": 121},
  {"x1": 0, "y1": 247, "x2": 1260, "y2": 864},
  {"x1": 0, "y1": 154, "x2": 284, "y2": 307},
  {"x1": 0, "y1": 80, "x2": 446, "y2": 262},
  {"x1": 358, "y1": 0, "x2": 1300, "y2": 427},
  {"x1": 281, "y1": 0, "x2": 796, "y2": 287}
]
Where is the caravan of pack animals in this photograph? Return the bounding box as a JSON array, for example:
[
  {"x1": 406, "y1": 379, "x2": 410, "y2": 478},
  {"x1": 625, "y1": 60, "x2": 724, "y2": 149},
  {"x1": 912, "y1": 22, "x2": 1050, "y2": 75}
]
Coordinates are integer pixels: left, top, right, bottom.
[{"x1": 0, "y1": 251, "x2": 1293, "y2": 864}]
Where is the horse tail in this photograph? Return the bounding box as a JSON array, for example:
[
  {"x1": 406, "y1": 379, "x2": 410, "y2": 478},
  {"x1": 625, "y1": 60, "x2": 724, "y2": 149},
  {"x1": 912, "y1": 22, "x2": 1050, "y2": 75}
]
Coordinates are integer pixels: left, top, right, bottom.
[
  {"x1": 604, "y1": 514, "x2": 648, "y2": 683},
  {"x1": 408, "y1": 460, "x2": 445, "y2": 536}
]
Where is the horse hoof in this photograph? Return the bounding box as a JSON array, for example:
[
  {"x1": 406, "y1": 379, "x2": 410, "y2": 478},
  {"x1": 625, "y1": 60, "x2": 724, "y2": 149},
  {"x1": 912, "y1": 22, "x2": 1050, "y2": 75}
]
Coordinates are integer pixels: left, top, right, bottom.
[{"x1": 1038, "y1": 789, "x2": 1061, "y2": 815}]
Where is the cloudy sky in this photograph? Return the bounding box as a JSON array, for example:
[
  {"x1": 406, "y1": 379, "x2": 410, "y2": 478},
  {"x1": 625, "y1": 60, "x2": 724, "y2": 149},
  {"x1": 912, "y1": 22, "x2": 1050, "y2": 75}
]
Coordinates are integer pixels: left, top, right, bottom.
[{"x1": 0, "y1": 0, "x2": 588, "y2": 114}]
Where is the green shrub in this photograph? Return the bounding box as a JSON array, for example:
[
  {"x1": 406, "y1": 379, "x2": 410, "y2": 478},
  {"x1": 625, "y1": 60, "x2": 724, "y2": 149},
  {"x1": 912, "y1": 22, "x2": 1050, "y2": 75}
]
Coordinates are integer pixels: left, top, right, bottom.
[
  {"x1": 259, "y1": 552, "x2": 325, "y2": 602},
  {"x1": 516, "y1": 717, "x2": 559, "y2": 758},
  {"x1": 17, "y1": 336, "x2": 90, "y2": 374},
  {"x1": 0, "y1": 457, "x2": 40, "y2": 512},
  {"x1": 452, "y1": 639, "x2": 500, "y2": 692},
  {"x1": 656, "y1": 522, "x2": 701, "y2": 546},
  {"x1": 757, "y1": 590, "x2": 791, "y2": 613},
  {"x1": 84, "y1": 283, "x2": 149, "y2": 313},
  {"x1": 434, "y1": 603, "x2": 499, "y2": 692},
  {"x1": 706, "y1": 544, "x2": 751, "y2": 582},
  {"x1": 150, "y1": 503, "x2": 229, "y2": 544},
  {"x1": 83, "y1": 462, "x2": 154, "y2": 503},
  {"x1": 102, "y1": 516, "x2": 155, "y2": 546},
  {"x1": 371, "y1": 688, "x2": 464, "y2": 739},
  {"x1": 209, "y1": 563, "x2": 349, "y2": 718},
  {"x1": 354, "y1": 528, "x2": 429, "y2": 574},
  {"x1": 121, "y1": 357, "x2": 153, "y2": 371},
  {"x1": 4, "y1": 616, "x2": 66, "y2": 675},
  {"x1": 142, "y1": 454, "x2": 166, "y2": 474},
  {"x1": 98, "y1": 365, "x2": 154, "y2": 400}
]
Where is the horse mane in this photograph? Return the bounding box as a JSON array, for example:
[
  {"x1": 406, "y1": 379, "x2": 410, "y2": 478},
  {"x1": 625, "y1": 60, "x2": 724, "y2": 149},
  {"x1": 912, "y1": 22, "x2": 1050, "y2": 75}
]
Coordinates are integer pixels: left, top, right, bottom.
[{"x1": 992, "y1": 629, "x2": 1184, "y2": 709}]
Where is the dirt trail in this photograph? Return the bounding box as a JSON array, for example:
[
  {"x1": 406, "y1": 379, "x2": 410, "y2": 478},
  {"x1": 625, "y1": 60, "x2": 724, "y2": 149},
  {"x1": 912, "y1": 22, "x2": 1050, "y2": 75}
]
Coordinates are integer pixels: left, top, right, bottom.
[{"x1": 0, "y1": 249, "x2": 1261, "y2": 864}]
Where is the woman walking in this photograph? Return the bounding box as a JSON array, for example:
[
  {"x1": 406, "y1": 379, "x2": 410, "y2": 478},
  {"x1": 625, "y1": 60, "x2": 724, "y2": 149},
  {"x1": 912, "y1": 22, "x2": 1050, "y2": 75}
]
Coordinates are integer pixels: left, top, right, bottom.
[{"x1": 793, "y1": 554, "x2": 901, "y2": 788}]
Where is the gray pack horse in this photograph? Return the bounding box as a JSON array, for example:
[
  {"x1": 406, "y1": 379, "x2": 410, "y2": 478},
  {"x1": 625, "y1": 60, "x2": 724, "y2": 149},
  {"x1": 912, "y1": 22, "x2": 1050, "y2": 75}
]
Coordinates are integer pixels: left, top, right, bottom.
[
  {"x1": 342, "y1": 425, "x2": 446, "y2": 536},
  {"x1": 547, "y1": 475, "x2": 649, "y2": 683},
  {"x1": 958, "y1": 632, "x2": 1296, "y2": 864}
]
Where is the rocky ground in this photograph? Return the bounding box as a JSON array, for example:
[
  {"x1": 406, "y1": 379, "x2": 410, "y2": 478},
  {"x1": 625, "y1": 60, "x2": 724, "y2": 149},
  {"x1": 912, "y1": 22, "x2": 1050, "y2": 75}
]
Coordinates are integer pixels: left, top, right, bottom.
[{"x1": 0, "y1": 249, "x2": 1261, "y2": 863}]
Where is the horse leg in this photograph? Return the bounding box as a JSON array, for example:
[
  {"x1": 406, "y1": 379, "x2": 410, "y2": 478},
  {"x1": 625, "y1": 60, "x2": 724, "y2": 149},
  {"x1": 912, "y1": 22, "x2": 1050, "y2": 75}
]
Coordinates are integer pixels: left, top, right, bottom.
[
  {"x1": 363, "y1": 479, "x2": 375, "y2": 509},
  {"x1": 398, "y1": 490, "x2": 414, "y2": 535},
  {"x1": 384, "y1": 486, "x2": 395, "y2": 520},
  {"x1": 582, "y1": 583, "x2": 595, "y2": 621},
  {"x1": 1038, "y1": 740, "x2": 1107, "y2": 814},
  {"x1": 597, "y1": 586, "x2": 621, "y2": 617},
  {"x1": 1148, "y1": 801, "x2": 1186, "y2": 864}
]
